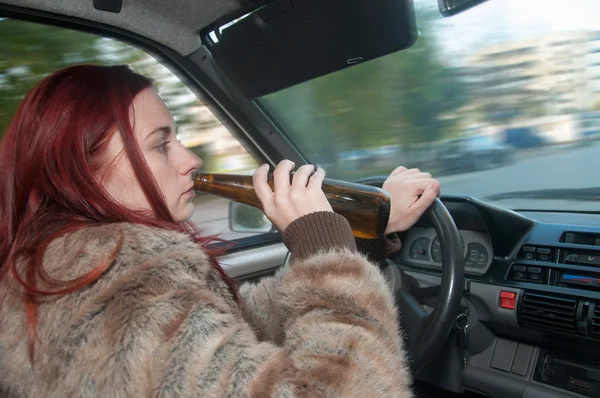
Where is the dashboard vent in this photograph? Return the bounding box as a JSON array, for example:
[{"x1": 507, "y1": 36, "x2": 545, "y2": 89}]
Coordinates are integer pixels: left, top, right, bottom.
[
  {"x1": 562, "y1": 231, "x2": 600, "y2": 246},
  {"x1": 521, "y1": 292, "x2": 577, "y2": 334},
  {"x1": 592, "y1": 304, "x2": 600, "y2": 338}
]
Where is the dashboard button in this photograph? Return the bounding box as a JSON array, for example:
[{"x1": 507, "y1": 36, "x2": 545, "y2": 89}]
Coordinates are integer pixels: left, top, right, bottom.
[
  {"x1": 524, "y1": 252, "x2": 535, "y2": 261},
  {"x1": 513, "y1": 265, "x2": 527, "y2": 272},
  {"x1": 522, "y1": 246, "x2": 536, "y2": 260},
  {"x1": 500, "y1": 291, "x2": 517, "y2": 310},
  {"x1": 513, "y1": 271, "x2": 528, "y2": 281},
  {"x1": 537, "y1": 253, "x2": 551, "y2": 262},
  {"x1": 528, "y1": 273, "x2": 543, "y2": 283},
  {"x1": 527, "y1": 267, "x2": 542, "y2": 274},
  {"x1": 537, "y1": 248, "x2": 551, "y2": 254}
]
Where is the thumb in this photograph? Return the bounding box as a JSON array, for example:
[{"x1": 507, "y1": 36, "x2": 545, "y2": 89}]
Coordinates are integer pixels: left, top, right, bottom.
[{"x1": 411, "y1": 182, "x2": 440, "y2": 214}]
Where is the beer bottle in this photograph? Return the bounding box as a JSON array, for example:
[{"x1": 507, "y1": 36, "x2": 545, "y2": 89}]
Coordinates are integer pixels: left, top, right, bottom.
[{"x1": 193, "y1": 172, "x2": 391, "y2": 239}]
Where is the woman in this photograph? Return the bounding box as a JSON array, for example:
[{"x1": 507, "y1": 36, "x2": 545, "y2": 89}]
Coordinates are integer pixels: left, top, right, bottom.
[{"x1": 0, "y1": 65, "x2": 440, "y2": 397}]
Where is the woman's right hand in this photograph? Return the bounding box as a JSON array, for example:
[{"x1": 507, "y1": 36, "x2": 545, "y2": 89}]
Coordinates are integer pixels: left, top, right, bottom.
[{"x1": 253, "y1": 160, "x2": 333, "y2": 232}]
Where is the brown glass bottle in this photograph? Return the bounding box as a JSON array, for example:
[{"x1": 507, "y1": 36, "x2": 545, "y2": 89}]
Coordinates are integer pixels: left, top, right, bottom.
[{"x1": 193, "y1": 172, "x2": 391, "y2": 239}]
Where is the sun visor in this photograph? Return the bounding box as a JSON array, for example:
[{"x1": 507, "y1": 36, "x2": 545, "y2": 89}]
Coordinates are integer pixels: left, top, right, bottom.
[{"x1": 203, "y1": 0, "x2": 417, "y2": 98}]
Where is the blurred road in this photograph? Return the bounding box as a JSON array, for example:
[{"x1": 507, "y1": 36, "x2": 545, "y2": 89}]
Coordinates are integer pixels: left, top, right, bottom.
[
  {"x1": 191, "y1": 142, "x2": 600, "y2": 239},
  {"x1": 439, "y1": 141, "x2": 600, "y2": 211}
]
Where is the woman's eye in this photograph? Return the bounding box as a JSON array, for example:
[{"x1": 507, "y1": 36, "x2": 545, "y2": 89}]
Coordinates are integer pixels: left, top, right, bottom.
[{"x1": 156, "y1": 140, "x2": 171, "y2": 154}]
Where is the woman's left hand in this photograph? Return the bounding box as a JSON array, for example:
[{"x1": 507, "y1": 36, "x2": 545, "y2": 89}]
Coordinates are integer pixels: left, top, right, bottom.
[{"x1": 382, "y1": 166, "x2": 441, "y2": 235}]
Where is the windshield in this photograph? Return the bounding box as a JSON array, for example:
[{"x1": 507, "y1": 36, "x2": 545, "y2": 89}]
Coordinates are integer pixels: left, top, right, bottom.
[{"x1": 259, "y1": 0, "x2": 600, "y2": 212}]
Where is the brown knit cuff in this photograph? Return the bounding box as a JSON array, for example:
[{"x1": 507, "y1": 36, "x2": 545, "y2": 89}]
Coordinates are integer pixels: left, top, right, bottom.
[
  {"x1": 355, "y1": 234, "x2": 402, "y2": 263},
  {"x1": 283, "y1": 211, "x2": 357, "y2": 262}
]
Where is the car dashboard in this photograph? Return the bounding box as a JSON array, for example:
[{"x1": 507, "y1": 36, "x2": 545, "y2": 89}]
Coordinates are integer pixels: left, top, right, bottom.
[
  {"x1": 391, "y1": 196, "x2": 600, "y2": 398},
  {"x1": 402, "y1": 227, "x2": 493, "y2": 276}
]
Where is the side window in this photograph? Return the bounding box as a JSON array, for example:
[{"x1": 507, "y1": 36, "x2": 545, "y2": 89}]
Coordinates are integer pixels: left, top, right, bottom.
[{"x1": 0, "y1": 18, "x2": 262, "y2": 240}]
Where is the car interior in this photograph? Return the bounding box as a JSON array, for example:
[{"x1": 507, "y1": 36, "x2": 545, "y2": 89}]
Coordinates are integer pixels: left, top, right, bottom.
[{"x1": 2, "y1": 0, "x2": 600, "y2": 397}]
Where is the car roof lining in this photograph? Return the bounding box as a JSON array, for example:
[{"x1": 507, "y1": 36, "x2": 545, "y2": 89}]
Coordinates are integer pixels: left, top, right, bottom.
[{"x1": 0, "y1": 0, "x2": 256, "y2": 55}]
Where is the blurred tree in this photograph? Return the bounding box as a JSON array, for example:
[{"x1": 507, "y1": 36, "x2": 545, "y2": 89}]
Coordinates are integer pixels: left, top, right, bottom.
[
  {"x1": 0, "y1": 19, "x2": 103, "y2": 137},
  {"x1": 262, "y1": 5, "x2": 468, "y2": 160},
  {"x1": 0, "y1": 20, "x2": 222, "y2": 138},
  {"x1": 97, "y1": 39, "x2": 223, "y2": 134},
  {"x1": 384, "y1": 32, "x2": 468, "y2": 144},
  {"x1": 0, "y1": 20, "x2": 229, "y2": 173}
]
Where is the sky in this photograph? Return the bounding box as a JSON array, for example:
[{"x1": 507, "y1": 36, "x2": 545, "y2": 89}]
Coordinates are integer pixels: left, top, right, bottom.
[{"x1": 419, "y1": 0, "x2": 600, "y2": 63}]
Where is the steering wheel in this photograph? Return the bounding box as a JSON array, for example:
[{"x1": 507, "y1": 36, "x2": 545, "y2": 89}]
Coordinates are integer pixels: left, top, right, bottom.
[{"x1": 283, "y1": 178, "x2": 465, "y2": 374}]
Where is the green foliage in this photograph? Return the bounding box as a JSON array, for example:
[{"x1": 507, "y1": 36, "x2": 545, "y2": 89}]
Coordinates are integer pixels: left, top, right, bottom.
[
  {"x1": 261, "y1": 5, "x2": 468, "y2": 168},
  {"x1": 0, "y1": 21, "x2": 219, "y2": 145},
  {"x1": 0, "y1": 19, "x2": 103, "y2": 137}
]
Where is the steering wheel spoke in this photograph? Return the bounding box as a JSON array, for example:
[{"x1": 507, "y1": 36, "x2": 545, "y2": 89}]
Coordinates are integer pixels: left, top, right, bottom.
[{"x1": 394, "y1": 288, "x2": 431, "y2": 352}]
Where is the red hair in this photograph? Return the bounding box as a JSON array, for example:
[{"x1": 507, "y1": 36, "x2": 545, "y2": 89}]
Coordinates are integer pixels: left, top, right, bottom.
[{"x1": 0, "y1": 64, "x2": 237, "y2": 361}]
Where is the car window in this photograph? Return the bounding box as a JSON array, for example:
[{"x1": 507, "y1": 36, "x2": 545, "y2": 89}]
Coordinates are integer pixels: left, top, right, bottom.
[
  {"x1": 259, "y1": 0, "x2": 600, "y2": 212},
  {"x1": 0, "y1": 18, "x2": 261, "y2": 240}
]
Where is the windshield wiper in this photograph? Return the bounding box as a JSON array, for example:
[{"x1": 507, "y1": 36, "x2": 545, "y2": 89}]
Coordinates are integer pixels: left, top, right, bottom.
[{"x1": 484, "y1": 187, "x2": 600, "y2": 202}]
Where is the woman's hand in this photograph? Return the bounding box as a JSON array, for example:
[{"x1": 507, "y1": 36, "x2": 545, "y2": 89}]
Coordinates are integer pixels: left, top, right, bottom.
[
  {"x1": 382, "y1": 166, "x2": 441, "y2": 235},
  {"x1": 253, "y1": 160, "x2": 333, "y2": 232}
]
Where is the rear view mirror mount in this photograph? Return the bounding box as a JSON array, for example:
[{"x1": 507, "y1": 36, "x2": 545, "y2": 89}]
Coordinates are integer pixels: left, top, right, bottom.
[
  {"x1": 202, "y1": 0, "x2": 417, "y2": 98},
  {"x1": 437, "y1": 0, "x2": 489, "y2": 17}
]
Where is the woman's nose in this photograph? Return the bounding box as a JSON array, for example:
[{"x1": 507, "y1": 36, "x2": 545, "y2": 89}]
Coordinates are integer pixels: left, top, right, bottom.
[{"x1": 182, "y1": 148, "x2": 203, "y2": 175}]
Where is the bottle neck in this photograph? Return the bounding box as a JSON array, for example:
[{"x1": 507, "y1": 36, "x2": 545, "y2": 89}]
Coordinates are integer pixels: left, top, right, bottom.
[{"x1": 194, "y1": 172, "x2": 262, "y2": 208}]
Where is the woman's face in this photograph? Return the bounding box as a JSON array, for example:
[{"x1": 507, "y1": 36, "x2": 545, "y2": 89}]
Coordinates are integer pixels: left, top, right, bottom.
[{"x1": 101, "y1": 88, "x2": 202, "y2": 222}]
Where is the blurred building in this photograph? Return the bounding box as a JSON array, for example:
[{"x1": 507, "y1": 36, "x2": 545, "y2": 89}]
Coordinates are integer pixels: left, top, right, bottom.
[{"x1": 466, "y1": 30, "x2": 600, "y2": 116}]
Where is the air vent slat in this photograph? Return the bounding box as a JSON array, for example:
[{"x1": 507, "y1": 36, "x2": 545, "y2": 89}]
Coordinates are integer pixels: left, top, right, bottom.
[
  {"x1": 521, "y1": 301, "x2": 576, "y2": 314},
  {"x1": 520, "y1": 292, "x2": 577, "y2": 335},
  {"x1": 521, "y1": 309, "x2": 575, "y2": 321},
  {"x1": 522, "y1": 322, "x2": 575, "y2": 333},
  {"x1": 522, "y1": 297, "x2": 577, "y2": 311},
  {"x1": 522, "y1": 292, "x2": 577, "y2": 301},
  {"x1": 523, "y1": 292, "x2": 577, "y2": 304},
  {"x1": 592, "y1": 306, "x2": 600, "y2": 337},
  {"x1": 522, "y1": 316, "x2": 576, "y2": 329}
]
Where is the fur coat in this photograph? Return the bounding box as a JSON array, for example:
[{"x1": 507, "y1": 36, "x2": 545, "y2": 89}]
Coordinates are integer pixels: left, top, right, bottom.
[{"x1": 0, "y1": 212, "x2": 412, "y2": 397}]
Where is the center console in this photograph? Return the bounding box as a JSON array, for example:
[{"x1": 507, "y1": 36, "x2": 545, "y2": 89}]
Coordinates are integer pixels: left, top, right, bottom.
[{"x1": 397, "y1": 198, "x2": 600, "y2": 397}]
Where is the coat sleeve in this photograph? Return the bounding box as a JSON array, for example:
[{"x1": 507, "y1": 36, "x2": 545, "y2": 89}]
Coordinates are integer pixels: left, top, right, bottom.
[
  {"x1": 52, "y1": 216, "x2": 413, "y2": 397},
  {"x1": 238, "y1": 264, "x2": 289, "y2": 343},
  {"x1": 239, "y1": 215, "x2": 402, "y2": 342}
]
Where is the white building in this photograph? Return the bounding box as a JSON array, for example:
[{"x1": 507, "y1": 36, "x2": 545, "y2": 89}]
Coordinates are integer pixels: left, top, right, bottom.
[{"x1": 467, "y1": 30, "x2": 600, "y2": 115}]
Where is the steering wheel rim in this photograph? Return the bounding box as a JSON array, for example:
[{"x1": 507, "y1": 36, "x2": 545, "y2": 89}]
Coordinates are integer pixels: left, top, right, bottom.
[
  {"x1": 348, "y1": 177, "x2": 465, "y2": 373},
  {"x1": 406, "y1": 197, "x2": 465, "y2": 372}
]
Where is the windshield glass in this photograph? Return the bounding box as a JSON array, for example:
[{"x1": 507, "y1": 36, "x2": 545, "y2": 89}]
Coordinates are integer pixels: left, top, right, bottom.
[{"x1": 259, "y1": 0, "x2": 600, "y2": 212}]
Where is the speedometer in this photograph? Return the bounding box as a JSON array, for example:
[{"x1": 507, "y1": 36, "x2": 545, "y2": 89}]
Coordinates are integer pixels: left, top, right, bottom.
[{"x1": 431, "y1": 234, "x2": 465, "y2": 263}]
